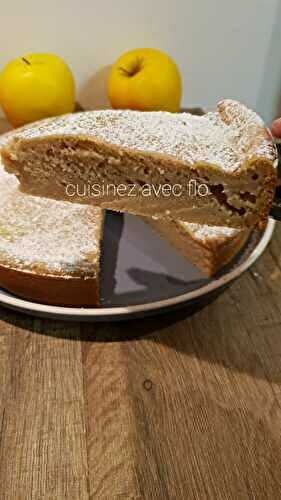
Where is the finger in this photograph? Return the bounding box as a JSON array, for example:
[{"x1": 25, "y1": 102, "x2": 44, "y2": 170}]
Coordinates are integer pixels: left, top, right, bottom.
[{"x1": 271, "y1": 118, "x2": 281, "y2": 138}]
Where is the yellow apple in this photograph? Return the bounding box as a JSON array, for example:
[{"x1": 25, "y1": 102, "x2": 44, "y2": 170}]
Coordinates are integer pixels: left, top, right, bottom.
[
  {"x1": 0, "y1": 53, "x2": 76, "y2": 127},
  {"x1": 108, "y1": 48, "x2": 182, "y2": 112}
]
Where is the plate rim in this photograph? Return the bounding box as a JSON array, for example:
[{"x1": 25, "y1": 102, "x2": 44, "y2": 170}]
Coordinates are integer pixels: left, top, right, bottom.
[{"x1": 0, "y1": 218, "x2": 275, "y2": 320}]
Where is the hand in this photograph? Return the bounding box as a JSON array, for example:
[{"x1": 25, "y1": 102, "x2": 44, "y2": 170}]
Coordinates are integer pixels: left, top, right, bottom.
[{"x1": 271, "y1": 118, "x2": 281, "y2": 138}]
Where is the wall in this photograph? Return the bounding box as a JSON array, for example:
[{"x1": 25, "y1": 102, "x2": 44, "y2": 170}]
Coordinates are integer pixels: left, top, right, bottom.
[{"x1": 0, "y1": 0, "x2": 280, "y2": 122}]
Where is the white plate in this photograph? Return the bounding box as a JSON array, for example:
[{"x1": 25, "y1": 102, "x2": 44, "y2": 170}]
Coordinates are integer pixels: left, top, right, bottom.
[{"x1": 0, "y1": 214, "x2": 275, "y2": 321}]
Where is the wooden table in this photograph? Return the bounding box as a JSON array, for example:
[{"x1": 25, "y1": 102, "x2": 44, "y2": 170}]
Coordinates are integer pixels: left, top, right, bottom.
[{"x1": 0, "y1": 222, "x2": 280, "y2": 499}]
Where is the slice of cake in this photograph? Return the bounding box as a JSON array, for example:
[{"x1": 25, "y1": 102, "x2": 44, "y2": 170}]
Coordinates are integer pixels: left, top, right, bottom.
[
  {"x1": 1, "y1": 100, "x2": 277, "y2": 229},
  {"x1": 143, "y1": 217, "x2": 250, "y2": 277},
  {"x1": 0, "y1": 131, "x2": 104, "y2": 307}
]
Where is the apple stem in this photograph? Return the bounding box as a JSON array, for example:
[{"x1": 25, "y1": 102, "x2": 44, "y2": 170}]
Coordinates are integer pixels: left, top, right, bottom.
[
  {"x1": 22, "y1": 57, "x2": 31, "y2": 65},
  {"x1": 119, "y1": 67, "x2": 131, "y2": 77},
  {"x1": 119, "y1": 59, "x2": 143, "y2": 77}
]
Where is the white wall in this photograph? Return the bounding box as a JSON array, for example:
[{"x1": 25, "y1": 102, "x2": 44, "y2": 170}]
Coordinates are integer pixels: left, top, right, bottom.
[{"x1": 0, "y1": 0, "x2": 281, "y2": 123}]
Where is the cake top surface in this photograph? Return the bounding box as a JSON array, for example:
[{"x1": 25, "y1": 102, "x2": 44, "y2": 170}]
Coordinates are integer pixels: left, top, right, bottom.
[
  {"x1": 10, "y1": 99, "x2": 277, "y2": 173},
  {"x1": 0, "y1": 132, "x2": 103, "y2": 277},
  {"x1": 179, "y1": 221, "x2": 239, "y2": 242}
]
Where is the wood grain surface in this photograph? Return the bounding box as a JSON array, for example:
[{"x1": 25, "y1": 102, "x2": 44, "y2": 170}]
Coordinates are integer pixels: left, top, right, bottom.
[
  {"x1": 0, "y1": 224, "x2": 279, "y2": 499},
  {"x1": 0, "y1": 121, "x2": 281, "y2": 499}
]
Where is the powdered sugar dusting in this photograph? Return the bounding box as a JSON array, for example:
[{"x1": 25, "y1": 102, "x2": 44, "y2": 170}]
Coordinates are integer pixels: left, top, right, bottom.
[
  {"x1": 0, "y1": 133, "x2": 103, "y2": 276},
  {"x1": 13, "y1": 99, "x2": 277, "y2": 172},
  {"x1": 179, "y1": 221, "x2": 240, "y2": 242}
]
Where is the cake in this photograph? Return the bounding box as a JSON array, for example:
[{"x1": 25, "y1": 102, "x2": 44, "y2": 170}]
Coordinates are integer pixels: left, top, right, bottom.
[
  {"x1": 1, "y1": 99, "x2": 277, "y2": 229},
  {"x1": 143, "y1": 217, "x2": 250, "y2": 276},
  {"x1": 0, "y1": 131, "x2": 104, "y2": 307}
]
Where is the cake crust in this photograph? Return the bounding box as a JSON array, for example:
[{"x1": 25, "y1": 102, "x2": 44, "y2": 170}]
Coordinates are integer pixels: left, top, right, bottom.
[
  {"x1": 1, "y1": 99, "x2": 277, "y2": 229},
  {"x1": 0, "y1": 264, "x2": 101, "y2": 307},
  {"x1": 0, "y1": 131, "x2": 104, "y2": 307}
]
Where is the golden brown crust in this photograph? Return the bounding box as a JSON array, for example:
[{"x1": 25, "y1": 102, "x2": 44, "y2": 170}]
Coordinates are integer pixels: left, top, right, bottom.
[
  {"x1": 217, "y1": 100, "x2": 277, "y2": 162},
  {"x1": 0, "y1": 263, "x2": 100, "y2": 306},
  {"x1": 0, "y1": 207, "x2": 104, "y2": 306}
]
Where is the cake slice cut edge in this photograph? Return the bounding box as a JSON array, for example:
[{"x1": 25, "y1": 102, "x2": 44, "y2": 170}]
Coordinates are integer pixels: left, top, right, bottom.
[
  {"x1": 143, "y1": 217, "x2": 250, "y2": 277},
  {"x1": 1, "y1": 99, "x2": 277, "y2": 229},
  {"x1": 0, "y1": 131, "x2": 105, "y2": 307}
]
